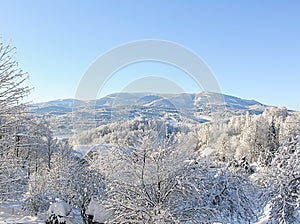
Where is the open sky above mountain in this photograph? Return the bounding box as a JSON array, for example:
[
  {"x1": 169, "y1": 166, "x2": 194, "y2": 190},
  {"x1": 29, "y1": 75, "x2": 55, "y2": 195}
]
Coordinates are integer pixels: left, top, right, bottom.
[{"x1": 0, "y1": 0, "x2": 299, "y2": 110}]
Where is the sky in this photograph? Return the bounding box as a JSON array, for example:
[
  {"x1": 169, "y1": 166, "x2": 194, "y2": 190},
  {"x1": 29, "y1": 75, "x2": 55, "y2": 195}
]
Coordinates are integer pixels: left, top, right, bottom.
[{"x1": 0, "y1": 0, "x2": 299, "y2": 110}]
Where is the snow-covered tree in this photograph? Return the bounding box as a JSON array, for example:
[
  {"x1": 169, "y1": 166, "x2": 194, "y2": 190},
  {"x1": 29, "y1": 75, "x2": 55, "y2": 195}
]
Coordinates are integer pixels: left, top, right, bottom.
[
  {"x1": 258, "y1": 119, "x2": 279, "y2": 166},
  {"x1": 279, "y1": 112, "x2": 300, "y2": 144},
  {"x1": 22, "y1": 171, "x2": 50, "y2": 215},
  {"x1": 267, "y1": 134, "x2": 300, "y2": 223},
  {"x1": 48, "y1": 141, "x2": 104, "y2": 223},
  {"x1": 0, "y1": 40, "x2": 30, "y2": 108},
  {"x1": 90, "y1": 132, "x2": 200, "y2": 223},
  {"x1": 87, "y1": 127, "x2": 257, "y2": 223},
  {"x1": 208, "y1": 168, "x2": 258, "y2": 223},
  {"x1": 0, "y1": 40, "x2": 31, "y2": 200}
]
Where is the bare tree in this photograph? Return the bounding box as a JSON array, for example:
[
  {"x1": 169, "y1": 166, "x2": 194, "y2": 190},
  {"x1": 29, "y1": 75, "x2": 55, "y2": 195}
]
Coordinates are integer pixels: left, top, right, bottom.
[
  {"x1": 88, "y1": 128, "x2": 257, "y2": 223},
  {"x1": 0, "y1": 40, "x2": 31, "y2": 199},
  {"x1": 0, "y1": 40, "x2": 30, "y2": 107}
]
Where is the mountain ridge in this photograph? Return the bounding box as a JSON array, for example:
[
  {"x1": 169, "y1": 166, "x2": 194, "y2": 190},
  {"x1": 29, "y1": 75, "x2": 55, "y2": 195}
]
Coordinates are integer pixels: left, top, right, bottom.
[
  {"x1": 33, "y1": 91, "x2": 264, "y2": 111},
  {"x1": 31, "y1": 92, "x2": 271, "y2": 138}
]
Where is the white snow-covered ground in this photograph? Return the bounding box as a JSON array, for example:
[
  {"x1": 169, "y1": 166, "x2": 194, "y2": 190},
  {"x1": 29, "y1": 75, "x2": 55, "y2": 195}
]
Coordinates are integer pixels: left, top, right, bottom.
[
  {"x1": 0, "y1": 200, "x2": 275, "y2": 224},
  {"x1": 0, "y1": 211, "x2": 45, "y2": 224},
  {"x1": 0, "y1": 202, "x2": 45, "y2": 224},
  {"x1": 0, "y1": 209, "x2": 270, "y2": 224},
  {"x1": 0, "y1": 202, "x2": 83, "y2": 224}
]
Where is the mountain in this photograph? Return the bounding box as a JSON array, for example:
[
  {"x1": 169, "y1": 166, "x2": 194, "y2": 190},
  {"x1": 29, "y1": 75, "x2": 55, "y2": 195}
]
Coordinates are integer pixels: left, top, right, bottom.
[
  {"x1": 33, "y1": 92, "x2": 265, "y2": 113},
  {"x1": 32, "y1": 92, "x2": 268, "y2": 138}
]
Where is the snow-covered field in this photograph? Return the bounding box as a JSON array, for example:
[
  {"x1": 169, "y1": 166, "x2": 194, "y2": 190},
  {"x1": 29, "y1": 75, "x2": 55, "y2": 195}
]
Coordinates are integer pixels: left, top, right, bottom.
[
  {"x1": 0, "y1": 212, "x2": 44, "y2": 224},
  {"x1": 0, "y1": 202, "x2": 43, "y2": 223},
  {"x1": 0, "y1": 211, "x2": 270, "y2": 224},
  {"x1": 0, "y1": 201, "x2": 88, "y2": 224}
]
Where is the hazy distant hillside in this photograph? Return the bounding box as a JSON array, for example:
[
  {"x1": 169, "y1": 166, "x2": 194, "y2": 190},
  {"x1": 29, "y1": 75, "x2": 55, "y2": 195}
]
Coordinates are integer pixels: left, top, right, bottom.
[
  {"x1": 33, "y1": 92, "x2": 266, "y2": 113},
  {"x1": 32, "y1": 92, "x2": 268, "y2": 138}
]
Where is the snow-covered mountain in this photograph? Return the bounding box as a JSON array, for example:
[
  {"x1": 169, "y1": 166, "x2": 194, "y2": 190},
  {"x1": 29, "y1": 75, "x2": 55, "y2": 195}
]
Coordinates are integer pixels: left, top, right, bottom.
[
  {"x1": 34, "y1": 92, "x2": 265, "y2": 113},
  {"x1": 32, "y1": 92, "x2": 268, "y2": 138}
]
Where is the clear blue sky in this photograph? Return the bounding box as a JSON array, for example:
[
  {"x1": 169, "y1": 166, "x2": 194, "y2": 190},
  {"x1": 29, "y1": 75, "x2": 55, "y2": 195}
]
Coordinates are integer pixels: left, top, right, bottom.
[{"x1": 0, "y1": 0, "x2": 299, "y2": 110}]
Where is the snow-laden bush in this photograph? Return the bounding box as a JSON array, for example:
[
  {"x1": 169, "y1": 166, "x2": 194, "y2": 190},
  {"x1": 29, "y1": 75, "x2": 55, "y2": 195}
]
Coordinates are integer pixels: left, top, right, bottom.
[
  {"x1": 86, "y1": 199, "x2": 112, "y2": 223},
  {"x1": 46, "y1": 201, "x2": 72, "y2": 224},
  {"x1": 47, "y1": 201, "x2": 72, "y2": 218}
]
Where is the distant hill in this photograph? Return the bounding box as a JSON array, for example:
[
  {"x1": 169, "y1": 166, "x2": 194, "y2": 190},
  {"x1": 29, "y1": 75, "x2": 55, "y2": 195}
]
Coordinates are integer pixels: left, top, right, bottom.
[{"x1": 31, "y1": 92, "x2": 268, "y2": 138}]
